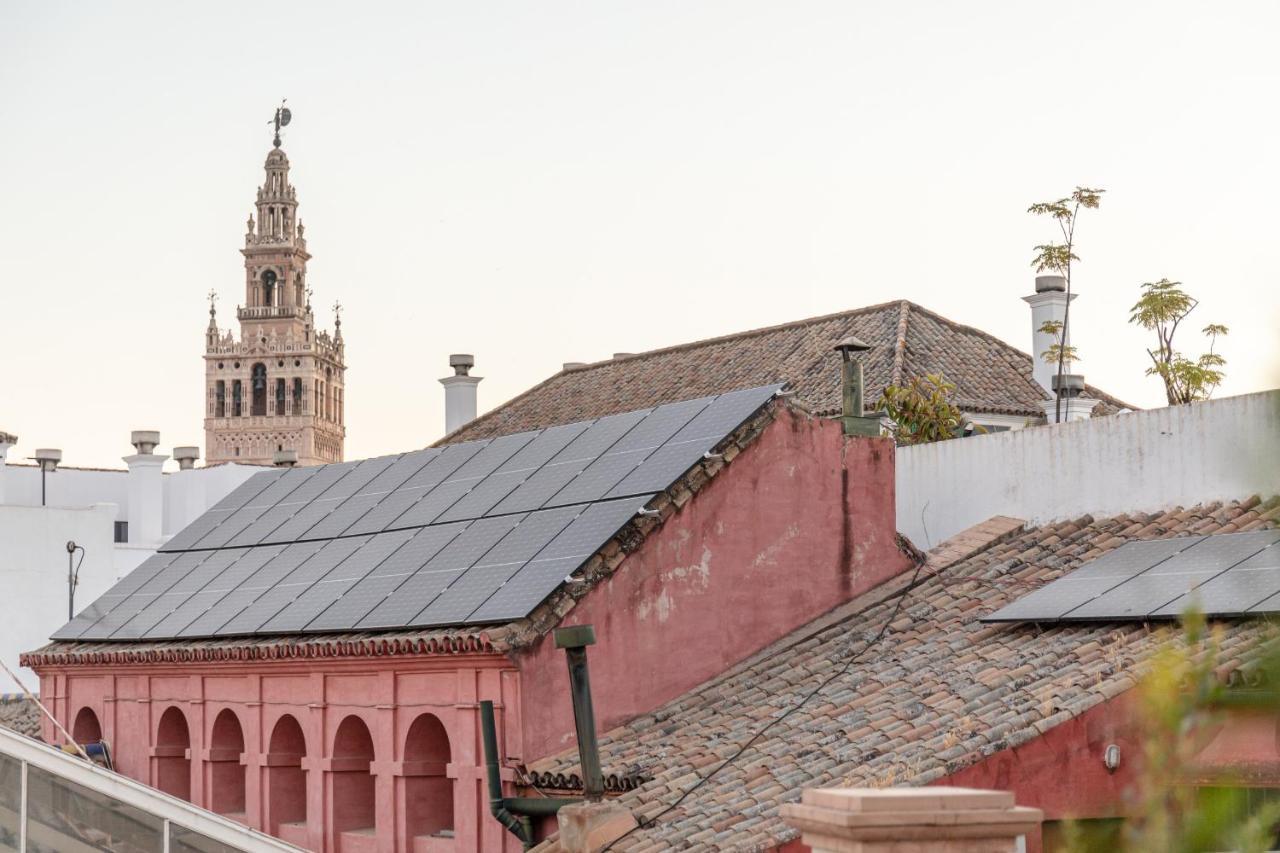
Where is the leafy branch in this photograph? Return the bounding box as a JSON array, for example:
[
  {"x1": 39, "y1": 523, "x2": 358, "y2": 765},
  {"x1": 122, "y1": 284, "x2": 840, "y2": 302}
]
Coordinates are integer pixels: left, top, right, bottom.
[{"x1": 1128, "y1": 279, "x2": 1229, "y2": 404}]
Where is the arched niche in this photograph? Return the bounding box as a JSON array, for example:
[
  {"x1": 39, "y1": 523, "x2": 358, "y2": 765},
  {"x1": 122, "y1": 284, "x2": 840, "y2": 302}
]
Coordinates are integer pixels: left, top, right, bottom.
[
  {"x1": 155, "y1": 707, "x2": 191, "y2": 801},
  {"x1": 266, "y1": 714, "x2": 308, "y2": 838},
  {"x1": 208, "y1": 709, "x2": 246, "y2": 817},
  {"x1": 403, "y1": 713, "x2": 454, "y2": 842},
  {"x1": 331, "y1": 715, "x2": 376, "y2": 845},
  {"x1": 72, "y1": 707, "x2": 102, "y2": 744}
]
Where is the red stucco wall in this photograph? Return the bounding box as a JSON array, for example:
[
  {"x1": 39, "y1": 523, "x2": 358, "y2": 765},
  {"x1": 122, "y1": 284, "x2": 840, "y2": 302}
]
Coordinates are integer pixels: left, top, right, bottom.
[
  {"x1": 38, "y1": 657, "x2": 527, "y2": 853},
  {"x1": 514, "y1": 408, "x2": 909, "y2": 763}
]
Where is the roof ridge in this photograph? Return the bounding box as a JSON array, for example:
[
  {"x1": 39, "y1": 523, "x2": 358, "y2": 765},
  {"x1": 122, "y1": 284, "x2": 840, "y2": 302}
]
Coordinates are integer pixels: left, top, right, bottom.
[
  {"x1": 437, "y1": 299, "x2": 909, "y2": 445},
  {"x1": 890, "y1": 301, "x2": 911, "y2": 387}
]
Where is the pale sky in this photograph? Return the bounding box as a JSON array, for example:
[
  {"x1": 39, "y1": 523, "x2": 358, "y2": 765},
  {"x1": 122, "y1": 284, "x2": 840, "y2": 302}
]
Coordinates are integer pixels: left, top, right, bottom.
[{"x1": 2, "y1": 1, "x2": 1278, "y2": 470}]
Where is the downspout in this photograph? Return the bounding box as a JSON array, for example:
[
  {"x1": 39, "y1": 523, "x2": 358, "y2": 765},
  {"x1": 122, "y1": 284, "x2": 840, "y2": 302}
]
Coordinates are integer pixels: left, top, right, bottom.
[{"x1": 481, "y1": 700, "x2": 536, "y2": 849}]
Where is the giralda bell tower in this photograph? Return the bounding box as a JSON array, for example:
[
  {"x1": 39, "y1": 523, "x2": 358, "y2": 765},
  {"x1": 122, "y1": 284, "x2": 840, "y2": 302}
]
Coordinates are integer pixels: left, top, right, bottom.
[{"x1": 204, "y1": 105, "x2": 346, "y2": 466}]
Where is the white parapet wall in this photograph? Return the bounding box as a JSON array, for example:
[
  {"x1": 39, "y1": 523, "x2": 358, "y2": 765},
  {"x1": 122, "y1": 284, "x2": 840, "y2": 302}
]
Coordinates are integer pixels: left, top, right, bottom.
[
  {"x1": 0, "y1": 504, "x2": 117, "y2": 693},
  {"x1": 896, "y1": 390, "x2": 1280, "y2": 549}
]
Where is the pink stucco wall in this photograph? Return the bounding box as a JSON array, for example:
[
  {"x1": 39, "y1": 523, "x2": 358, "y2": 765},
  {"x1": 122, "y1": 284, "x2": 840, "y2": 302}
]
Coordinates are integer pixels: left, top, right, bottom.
[
  {"x1": 514, "y1": 408, "x2": 910, "y2": 763},
  {"x1": 39, "y1": 657, "x2": 527, "y2": 853}
]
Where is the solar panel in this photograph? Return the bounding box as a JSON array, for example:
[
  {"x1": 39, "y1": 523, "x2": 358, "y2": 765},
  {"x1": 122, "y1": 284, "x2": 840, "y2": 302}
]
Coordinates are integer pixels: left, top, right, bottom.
[
  {"x1": 159, "y1": 471, "x2": 283, "y2": 552},
  {"x1": 985, "y1": 531, "x2": 1280, "y2": 624},
  {"x1": 983, "y1": 537, "x2": 1203, "y2": 622},
  {"x1": 61, "y1": 384, "x2": 781, "y2": 641},
  {"x1": 301, "y1": 449, "x2": 440, "y2": 539}
]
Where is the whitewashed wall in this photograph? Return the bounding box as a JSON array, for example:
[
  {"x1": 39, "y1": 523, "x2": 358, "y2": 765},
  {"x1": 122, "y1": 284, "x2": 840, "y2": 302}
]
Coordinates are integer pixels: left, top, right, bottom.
[
  {"x1": 0, "y1": 504, "x2": 116, "y2": 693},
  {"x1": 896, "y1": 390, "x2": 1280, "y2": 549}
]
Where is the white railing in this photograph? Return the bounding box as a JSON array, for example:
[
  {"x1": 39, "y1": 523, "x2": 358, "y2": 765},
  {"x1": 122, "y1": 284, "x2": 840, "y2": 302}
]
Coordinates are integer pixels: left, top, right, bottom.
[{"x1": 0, "y1": 725, "x2": 301, "y2": 852}]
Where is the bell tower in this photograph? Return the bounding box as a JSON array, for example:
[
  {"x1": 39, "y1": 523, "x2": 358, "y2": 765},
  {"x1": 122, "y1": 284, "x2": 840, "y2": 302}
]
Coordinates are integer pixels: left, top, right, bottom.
[{"x1": 203, "y1": 106, "x2": 346, "y2": 467}]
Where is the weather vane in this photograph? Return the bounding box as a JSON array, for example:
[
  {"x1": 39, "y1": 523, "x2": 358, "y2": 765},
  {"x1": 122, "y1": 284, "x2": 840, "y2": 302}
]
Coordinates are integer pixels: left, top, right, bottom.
[
  {"x1": 270, "y1": 99, "x2": 292, "y2": 148},
  {"x1": 332, "y1": 300, "x2": 343, "y2": 326},
  {"x1": 207, "y1": 289, "x2": 218, "y2": 316}
]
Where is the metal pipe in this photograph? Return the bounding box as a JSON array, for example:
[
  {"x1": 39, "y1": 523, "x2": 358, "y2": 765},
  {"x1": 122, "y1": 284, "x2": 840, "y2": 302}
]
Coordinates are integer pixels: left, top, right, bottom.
[
  {"x1": 480, "y1": 700, "x2": 532, "y2": 848},
  {"x1": 554, "y1": 626, "x2": 605, "y2": 801}
]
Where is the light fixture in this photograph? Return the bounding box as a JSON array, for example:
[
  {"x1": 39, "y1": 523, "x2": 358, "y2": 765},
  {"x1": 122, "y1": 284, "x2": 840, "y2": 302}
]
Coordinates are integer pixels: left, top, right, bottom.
[{"x1": 1103, "y1": 743, "x2": 1120, "y2": 772}]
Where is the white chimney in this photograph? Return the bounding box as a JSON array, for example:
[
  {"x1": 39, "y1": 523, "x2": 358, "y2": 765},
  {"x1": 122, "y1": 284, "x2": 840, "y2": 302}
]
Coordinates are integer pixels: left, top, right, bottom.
[
  {"x1": 124, "y1": 430, "x2": 167, "y2": 547},
  {"x1": 440, "y1": 354, "x2": 482, "y2": 435},
  {"x1": 1021, "y1": 275, "x2": 1076, "y2": 396}
]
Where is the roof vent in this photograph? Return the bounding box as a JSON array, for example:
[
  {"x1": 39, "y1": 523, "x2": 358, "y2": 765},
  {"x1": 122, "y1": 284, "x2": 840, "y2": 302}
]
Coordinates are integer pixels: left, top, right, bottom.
[
  {"x1": 273, "y1": 449, "x2": 298, "y2": 468},
  {"x1": 563, "y1": 362, "x2": 587, "y2": 372},
  {"x1": 1035, "y1": 275, "x2": 1066, "y2": 293},
  {"x1": 130, "y1": 430, "x2": 161, "y2": 455},
  {"x1": 173, "y1": 446, "x2": 200, "y2": 470},
  {"x1": 33, "y1": 448, "x2": 62, "y2": 472},
  {"x1": 612, "y1": 352, "x2": 635, "y2": 360}
]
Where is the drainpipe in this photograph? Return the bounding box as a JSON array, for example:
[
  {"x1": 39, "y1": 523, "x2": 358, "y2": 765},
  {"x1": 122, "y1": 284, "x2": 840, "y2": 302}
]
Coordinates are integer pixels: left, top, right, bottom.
[
  {"x1": 481, "y1": 624, "x2": 610, "y2": 847},
  {"x1": 555, "y1": 625, "x2": 605, "y2": 801},
  {"x1": 833, "y1": 336, "x2": 879, "y2": 437}
]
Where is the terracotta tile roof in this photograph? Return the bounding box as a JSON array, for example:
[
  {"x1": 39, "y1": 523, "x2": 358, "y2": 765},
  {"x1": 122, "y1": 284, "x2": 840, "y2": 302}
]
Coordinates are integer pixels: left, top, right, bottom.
[
  {"x1": 444, "y1": 300, "x2": 1133, "y2": 443},
  {"x1": 529, "y1": 497, "x2": 1280, "y2": 852},
  {"x1": 0, "y1": 695, "x2": 41, "y2": 739}
]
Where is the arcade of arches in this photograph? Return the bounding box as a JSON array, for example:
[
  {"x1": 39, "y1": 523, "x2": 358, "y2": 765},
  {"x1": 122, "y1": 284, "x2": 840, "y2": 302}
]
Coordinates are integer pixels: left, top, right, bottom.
[{"x1": 38, "y1": 662, "x2": 518, "y2": 852}]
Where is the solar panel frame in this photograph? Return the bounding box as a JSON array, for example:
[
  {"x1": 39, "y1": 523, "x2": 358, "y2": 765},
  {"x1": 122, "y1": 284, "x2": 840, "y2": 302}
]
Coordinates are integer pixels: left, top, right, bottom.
[{"x1": 1153, "y1": 533, "x2": 1280, "y2": 617}]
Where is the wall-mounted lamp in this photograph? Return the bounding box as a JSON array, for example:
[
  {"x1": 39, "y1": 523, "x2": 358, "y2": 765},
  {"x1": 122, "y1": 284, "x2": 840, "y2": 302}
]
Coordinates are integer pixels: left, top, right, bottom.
[
  {"x1": 1103, "y1": 743, "x2": 1121, "y2": 773},
  {"x1": 66, "y1": 540, "x2": 85, "y2": 620}
]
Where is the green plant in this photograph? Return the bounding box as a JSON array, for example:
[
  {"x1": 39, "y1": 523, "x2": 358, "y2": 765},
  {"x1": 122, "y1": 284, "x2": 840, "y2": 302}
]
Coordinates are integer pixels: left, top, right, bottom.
[
  {"x1": 1064, "y1": 611, "x2": 1280, "y2": 852},
  {"x1": 1028, "y1": 187, "x2": 1105, "y2": 422},
  {"x1": 1037, "y1": 319, "x2": 1080, "y2": 370},
  {"x1": 1129, "y1": 279, "x2": 1229, "y2": 404},
  {"x1": 876, "y1": 374, "x2": 979, "y2": 445}
]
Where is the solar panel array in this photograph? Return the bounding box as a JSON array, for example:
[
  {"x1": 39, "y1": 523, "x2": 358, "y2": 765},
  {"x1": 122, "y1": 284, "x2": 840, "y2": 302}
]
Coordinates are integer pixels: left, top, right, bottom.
[
  {"x1": 56, "y1": 384, "x2": 782, "y2": 642},
  {"x1": 983, "y1": 529, "x2": 1280, "y2": 623}
]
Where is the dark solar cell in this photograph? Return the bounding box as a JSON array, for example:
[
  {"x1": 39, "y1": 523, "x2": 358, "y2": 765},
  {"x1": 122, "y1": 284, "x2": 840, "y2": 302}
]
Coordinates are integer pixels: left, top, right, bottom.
[
  {"x1": 189, "y1": 540, "x2": 327, "y2": 636},
  {"x1": 387, "y1": 433, "x2": 537, "y2": 529},
  {"x1": 140, "y1": 545, "x2": 286, "y2": 640},
  {"x1": 261, "y1": 529, "x2": 417, "y2": 633},
  {"x1": 52, "y1": 552, "x2": 181, "y2": 640},
  {"x1": 1152, "y1": 533, "x2": 1280, "y2": 617},
  {"x1": 227, "y1": 461, "x2": 361, "y2": 547},
  {"x1": 435, "y1": 424, "x2": 590, "y2": 523},
  {"x1": 342, "y1": 442, "x2": 487, "y2": 536},
  {"x1": 606, "y1": 384, "x2": 781, "y2": 497},
  {"x1": 489, "y1": 409, "x2": 652, "y2": 515},
  {"x1": 159, "y1": 470, "x2": 283, "y2": 552},
  {"x1": 302, "y1": 450, "x2": 439, "y2": 539},
  {"x1": 547, "y1": 398, "x2": 710, "y2": 507},
  {"x1": 305, "y1": 523, "x2": 469, "y2": 631},
  {"x1": 468, "y1": 498, "x2": 645, "y2": 622},
  {"x1": 355, "y1": 515, "x2": 526, "y2": 629},
  {"x1": 84, "y1": 552, "x2": 211, "y2": 638},
  {"x1": 191, "y1": 467, "x2": 318, "y2": 549},
  {"x1": 261, "y1": 456, "x2": 399, "y2": 545},
  {"x1": 413, "y1": 505, "x2": 582, "y2": 625},
  {"x1": 983, "y1": 537, "x2": 1205, "y2": 622}
]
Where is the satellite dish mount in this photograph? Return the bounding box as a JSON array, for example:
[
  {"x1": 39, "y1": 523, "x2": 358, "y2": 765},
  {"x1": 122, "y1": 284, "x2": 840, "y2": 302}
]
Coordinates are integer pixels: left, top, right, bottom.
[{"x1": 271, "y1": 99, "x2": 292, "y2": 148}]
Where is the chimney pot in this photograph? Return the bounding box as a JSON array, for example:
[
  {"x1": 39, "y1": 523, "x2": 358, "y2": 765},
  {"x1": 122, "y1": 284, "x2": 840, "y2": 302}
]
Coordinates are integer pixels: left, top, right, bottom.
[
  {"x1": 173, "y1": 446, "x2": 200, "y2": 470},
  {"x1": 1035, "y1": 275, "x2": 1067, "y2": 293},
  {"x1": 130, "y1": 430, "x2": 161, "y2": 455},
  {"x1": 449, "y1": 353, "x2": 475, "y2": 377},
  {"x1": 273, "y1": 449, "x2": 299, "y2": 467},
  {"x1": 34, "y1": 448, "x2": 62, "y2": 473}
]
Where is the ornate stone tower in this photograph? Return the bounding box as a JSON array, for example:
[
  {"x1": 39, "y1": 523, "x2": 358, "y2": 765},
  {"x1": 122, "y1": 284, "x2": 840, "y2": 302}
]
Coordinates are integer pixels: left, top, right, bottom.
[{"x1": 203, "y1": 112, "x2": 346, "y2": 466}]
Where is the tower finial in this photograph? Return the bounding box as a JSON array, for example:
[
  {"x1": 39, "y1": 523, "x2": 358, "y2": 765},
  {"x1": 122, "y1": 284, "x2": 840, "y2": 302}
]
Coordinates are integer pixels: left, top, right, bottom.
[
  {"x1": 270, "y1": 99, "x2": 292, "y2": 148},
  {"x1": 332, "y1": 300, "x2": 343, "y2": 328},
  {"x1": 207, "y1": 289, "x2": 218, "y2": 318}
]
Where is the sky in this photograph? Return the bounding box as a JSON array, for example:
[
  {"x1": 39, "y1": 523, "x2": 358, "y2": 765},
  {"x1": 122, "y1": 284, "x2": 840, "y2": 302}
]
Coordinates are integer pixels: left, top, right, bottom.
[{"x1": 2, "y1": 1, "x2": 1278, "y2": 469}]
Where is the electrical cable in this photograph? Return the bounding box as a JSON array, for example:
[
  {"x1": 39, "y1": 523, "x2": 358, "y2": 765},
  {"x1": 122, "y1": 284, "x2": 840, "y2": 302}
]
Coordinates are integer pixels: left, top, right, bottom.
[{"x1": 600, "y1": 553, "x2": 929, "y2": 851}]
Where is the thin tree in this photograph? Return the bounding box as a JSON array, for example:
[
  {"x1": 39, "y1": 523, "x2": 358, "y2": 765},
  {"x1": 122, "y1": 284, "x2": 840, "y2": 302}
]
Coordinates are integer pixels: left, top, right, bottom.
[
  {"x1": 1028, "y1": 187, "x2": 1105, "y2": 422},
  {"x1": 1129, "y1": 278, "x2": 1229, "y2": 404}
]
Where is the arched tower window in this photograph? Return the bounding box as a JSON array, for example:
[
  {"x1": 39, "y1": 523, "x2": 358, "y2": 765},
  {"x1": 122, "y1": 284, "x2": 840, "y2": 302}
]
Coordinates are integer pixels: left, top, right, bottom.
[
  {"x1": 215, "y1": 380, "x2": 226, "y2": 418},
  {"x1": 251, "y1": 363, "x2": 268, "y2": 416},
  {"x1": 275, "y1": 377, "x2": 286, "y2": 416},
  {"x1": 261, "y1": 269, "x2": 277, "y2": 307},
  {"x1": 232, "y1": 380, "x2": 243, "y2": 417},
  {"x1": 292, "y1": 377, "x2": 303, "y2": 415}
]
